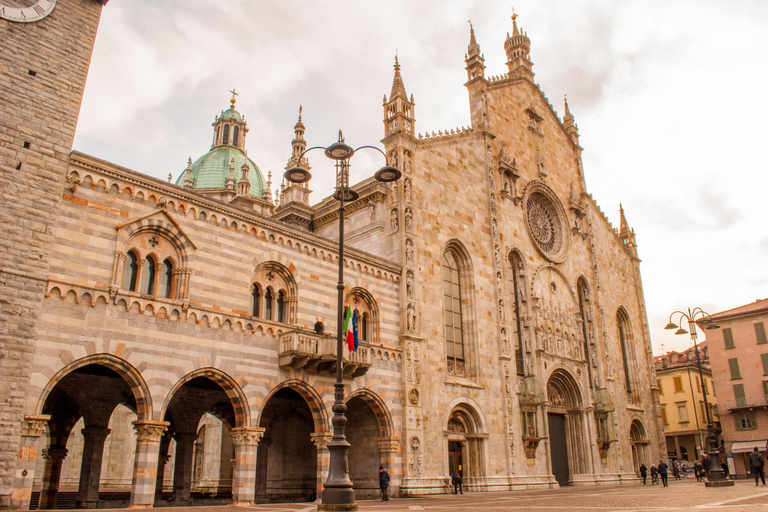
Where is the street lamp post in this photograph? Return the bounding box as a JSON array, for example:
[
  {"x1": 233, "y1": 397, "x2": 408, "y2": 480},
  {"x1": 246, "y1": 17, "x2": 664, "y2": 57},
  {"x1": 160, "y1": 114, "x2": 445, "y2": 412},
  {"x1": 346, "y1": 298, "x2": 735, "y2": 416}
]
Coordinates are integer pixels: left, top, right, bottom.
[
  {"x1": 284, "y1": 131, "x2": 401, "y2": 510},
  {"x1": 665, "y1": 307, "x2": 734, "y2": 487}
]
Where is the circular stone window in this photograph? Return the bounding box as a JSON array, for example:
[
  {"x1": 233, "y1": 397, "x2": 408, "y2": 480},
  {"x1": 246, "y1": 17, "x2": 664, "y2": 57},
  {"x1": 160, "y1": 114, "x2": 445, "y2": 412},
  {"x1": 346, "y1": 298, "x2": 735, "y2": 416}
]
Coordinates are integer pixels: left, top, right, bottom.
[{"x1": 524, "y1": 183, "x2": 570, "y2": 263}]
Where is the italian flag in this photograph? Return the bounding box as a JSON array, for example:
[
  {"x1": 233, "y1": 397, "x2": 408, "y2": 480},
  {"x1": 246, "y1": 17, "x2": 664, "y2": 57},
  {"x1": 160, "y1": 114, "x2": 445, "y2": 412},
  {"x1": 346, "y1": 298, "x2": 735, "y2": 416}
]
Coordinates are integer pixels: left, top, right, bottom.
[{"x1": 343, "y1": 308, "x2": 358, "y2": 352}]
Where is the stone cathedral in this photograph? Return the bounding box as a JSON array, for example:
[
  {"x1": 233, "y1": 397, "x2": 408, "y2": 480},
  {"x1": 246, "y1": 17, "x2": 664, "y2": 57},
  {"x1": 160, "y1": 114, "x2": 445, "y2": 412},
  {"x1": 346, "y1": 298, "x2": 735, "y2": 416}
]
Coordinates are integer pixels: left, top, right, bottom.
[{"x1": 0, "y1": 1, "x2": 664, "y2": 509}]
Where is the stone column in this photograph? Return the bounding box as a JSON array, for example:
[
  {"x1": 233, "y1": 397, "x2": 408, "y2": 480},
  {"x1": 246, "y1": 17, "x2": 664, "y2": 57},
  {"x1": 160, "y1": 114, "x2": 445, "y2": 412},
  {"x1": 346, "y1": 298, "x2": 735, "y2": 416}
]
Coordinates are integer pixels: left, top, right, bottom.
[
  {"x1": 230, "y1": 427, "x2": 265, "y2": 505},
  {"x1": 154, "y1": 435, "x2": 172, "y2": 502},
  {"x1": 39, "y1": 445, "x2": 68, "y2": 509},
  {"x1": 255, "y1": 437, "x2": 272, "y2": 499},
  {"x1": 172, "y1": 432, "x2": 197, "y2": 504},
  {"x1": 377, "y1": 437, "x2": 400, "y2": 495},
  {"x1": 674, "y1": 435, "x2": 681, "y2": 460},
  {"x1": 10, "y1": 414, "x2": 50, "y2": 509},
  {"x1": 310, "y1": 433, "x2": 332, "y2": 501},
  {"x1": 129, "y1": 420, "x2": 169, "y2": 508},
  {"x1": 76, "y1": 426, "x2": 111, "y2": 508}
]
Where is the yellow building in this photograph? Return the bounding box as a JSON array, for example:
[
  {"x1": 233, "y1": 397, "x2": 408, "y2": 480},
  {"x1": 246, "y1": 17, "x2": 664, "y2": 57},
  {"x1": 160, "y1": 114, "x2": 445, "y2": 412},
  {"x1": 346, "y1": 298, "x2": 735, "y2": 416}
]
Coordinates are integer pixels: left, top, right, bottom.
[{"x1": 655, "y1": 344, "x2": 721, "y2": 462}]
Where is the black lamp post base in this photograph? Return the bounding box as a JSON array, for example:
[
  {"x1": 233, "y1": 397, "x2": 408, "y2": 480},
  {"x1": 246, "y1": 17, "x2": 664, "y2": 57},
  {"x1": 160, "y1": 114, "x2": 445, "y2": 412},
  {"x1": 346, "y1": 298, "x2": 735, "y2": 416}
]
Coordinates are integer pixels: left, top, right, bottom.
[{"x1": 705, "y1": 480, "x2": 735, "y2": 487}]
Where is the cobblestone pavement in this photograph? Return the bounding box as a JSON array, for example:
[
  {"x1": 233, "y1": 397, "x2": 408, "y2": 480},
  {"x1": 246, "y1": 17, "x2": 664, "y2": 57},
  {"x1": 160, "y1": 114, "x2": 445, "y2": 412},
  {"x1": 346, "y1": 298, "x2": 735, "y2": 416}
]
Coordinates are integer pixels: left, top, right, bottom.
[{"x1": 149, "y1": 479, "x2": 768, "y2": 512}]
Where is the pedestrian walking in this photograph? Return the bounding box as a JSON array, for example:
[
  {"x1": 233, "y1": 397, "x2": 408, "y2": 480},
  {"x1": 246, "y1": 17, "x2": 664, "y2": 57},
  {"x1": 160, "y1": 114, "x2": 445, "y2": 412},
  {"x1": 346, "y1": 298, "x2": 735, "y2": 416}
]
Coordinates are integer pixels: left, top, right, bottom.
[
  {"x1": 750, "y1": 447, "x2": 765, "y2": 486},
  {"x1": 658, "y1": 460, "x2": 669, "y2": 487},
  {"x1": 379, "y1": 465, "x2": 390, "y2": 501},
  {"x1": 650, "y1": 465, "x2": 658, "y2": 485},
  {"x1": 639, "y1": 463, "x2": 647, "y2": 485},
  {"x1": 702, "y1": 454, "x2": 711, "y2": 482},
  {"x1": 452, "y1": 472, "x2": 463, "y2": 494}
]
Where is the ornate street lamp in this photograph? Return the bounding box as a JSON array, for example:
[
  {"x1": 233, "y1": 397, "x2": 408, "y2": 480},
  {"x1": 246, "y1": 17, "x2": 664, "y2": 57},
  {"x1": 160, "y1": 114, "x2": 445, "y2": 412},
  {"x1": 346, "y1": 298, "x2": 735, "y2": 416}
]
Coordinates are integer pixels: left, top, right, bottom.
[
  {"x1": 665, "y1": 307, "x2": 734, "y2": 487},
  {"x1": 284, "y1": 131, "x2": 400, "y2": 510}
]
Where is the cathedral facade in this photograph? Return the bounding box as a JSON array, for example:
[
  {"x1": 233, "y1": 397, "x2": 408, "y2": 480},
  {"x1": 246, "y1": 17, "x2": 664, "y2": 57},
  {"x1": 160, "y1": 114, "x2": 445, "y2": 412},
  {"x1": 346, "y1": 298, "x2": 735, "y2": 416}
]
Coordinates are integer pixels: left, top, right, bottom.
[{"x1": 0, "y1": 2, "x2": 663, "y2": 509}]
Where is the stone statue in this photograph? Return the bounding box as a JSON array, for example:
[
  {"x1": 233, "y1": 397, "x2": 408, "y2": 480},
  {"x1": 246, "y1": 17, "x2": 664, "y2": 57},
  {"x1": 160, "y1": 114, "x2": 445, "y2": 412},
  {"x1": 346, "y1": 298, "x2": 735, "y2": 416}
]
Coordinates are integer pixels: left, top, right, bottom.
[{"x1": 391, "y1": 209, "x2": 399, "y2": 231}]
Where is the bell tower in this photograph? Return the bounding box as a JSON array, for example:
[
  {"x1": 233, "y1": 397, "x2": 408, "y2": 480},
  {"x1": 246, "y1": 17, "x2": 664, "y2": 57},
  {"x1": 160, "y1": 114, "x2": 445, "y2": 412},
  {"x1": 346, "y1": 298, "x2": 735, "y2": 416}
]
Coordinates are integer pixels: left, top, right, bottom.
[
  {"x1": 0, "y1": 0, "x2": 107, "y2": 508},
  {"x1": 383, "y1": 56, "x2": 416, "y2": 138},
  {"x1": 504, "y1": 12, "x2": 534, "y2": 80}
]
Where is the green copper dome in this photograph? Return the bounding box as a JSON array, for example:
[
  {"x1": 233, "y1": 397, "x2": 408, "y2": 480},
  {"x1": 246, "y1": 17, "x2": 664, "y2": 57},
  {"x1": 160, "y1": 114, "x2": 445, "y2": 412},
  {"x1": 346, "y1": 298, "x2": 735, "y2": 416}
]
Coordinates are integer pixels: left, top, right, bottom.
[
  {"x1": 219, "y1": 108, "x2": 243, "y2": 122},
  {"x1": 179, "y1": 146, "x2": 265, "y2": 199}
]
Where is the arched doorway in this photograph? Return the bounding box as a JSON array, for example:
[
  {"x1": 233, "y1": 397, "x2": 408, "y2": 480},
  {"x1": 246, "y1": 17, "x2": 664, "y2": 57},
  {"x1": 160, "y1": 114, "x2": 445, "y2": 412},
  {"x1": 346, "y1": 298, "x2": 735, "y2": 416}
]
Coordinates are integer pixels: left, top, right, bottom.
[
  {"x1": 37, "y1": 358, "x2": 150, "y2": 509},
  {"x1": 160, "y1": 370, "x2": 246, "y2": 505},
  {"x1": 345, "y1": 391, "x2": 393, "y2": 499},
  {"x1": 445, "y1": 404, "x2": 486, "y2": 486},
  {"x1": 546, "y1": 369, "x2": 587, "y2": 487},
  {"x1": 630, "y1": 420, "x2": 650, "y2": 471},
  {"x1": 256, "y1": 387, "x2": 318, "y2": 503}
]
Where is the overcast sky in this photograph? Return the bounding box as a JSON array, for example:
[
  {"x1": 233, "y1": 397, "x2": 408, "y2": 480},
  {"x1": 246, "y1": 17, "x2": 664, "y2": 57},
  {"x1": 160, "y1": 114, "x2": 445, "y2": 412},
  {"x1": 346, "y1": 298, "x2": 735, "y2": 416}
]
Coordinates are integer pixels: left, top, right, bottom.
[{"x1": 73, "y1": 0, "x2": 768, "y2": 355}]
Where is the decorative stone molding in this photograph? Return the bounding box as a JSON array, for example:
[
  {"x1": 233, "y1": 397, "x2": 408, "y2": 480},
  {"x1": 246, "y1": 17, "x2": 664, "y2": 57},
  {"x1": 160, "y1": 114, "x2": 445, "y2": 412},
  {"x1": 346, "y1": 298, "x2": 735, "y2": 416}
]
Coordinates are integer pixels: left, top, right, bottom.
[
  {"x1": 310, "y1": 432, "x2": 332, "y2": 450},
  {"x1": 132, "y1": 420, "x2": 169, "y2": 442},
  {"x1": 22, "y1": 415, "x2": 50, "y2": 437},
  {"x1": 231, "y1": 427, "x2": 265, "y2": 446},
  {"x1": 377, "y1": 437, "x2": 399, "y2": 453}
]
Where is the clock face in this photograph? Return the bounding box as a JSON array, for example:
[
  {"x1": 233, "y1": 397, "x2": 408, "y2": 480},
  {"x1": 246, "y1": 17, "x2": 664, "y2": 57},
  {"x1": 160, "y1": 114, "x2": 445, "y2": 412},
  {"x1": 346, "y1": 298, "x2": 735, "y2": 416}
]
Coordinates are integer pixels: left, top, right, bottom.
[{"x1": 0, "y1": 0, "x2": 56, "y2": 22}]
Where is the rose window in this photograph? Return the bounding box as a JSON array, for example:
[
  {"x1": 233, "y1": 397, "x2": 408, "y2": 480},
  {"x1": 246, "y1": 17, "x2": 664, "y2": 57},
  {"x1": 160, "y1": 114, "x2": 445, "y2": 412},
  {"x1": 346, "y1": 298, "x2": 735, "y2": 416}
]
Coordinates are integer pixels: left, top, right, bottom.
[{"x1": 523, "y1": 186, "x2": 569, "y2": 262}]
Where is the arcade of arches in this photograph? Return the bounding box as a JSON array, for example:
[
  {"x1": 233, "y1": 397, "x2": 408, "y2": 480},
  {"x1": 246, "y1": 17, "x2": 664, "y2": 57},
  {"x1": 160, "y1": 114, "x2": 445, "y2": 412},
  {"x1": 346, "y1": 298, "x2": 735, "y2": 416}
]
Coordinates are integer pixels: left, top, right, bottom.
[{"x1": 25, "y1": 358, "x2": 395, "y2": 508}]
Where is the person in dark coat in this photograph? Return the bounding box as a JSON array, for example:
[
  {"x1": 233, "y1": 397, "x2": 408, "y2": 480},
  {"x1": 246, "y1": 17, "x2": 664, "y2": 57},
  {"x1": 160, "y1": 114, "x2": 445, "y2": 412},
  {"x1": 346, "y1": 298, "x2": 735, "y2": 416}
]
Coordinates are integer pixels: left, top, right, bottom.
[
  {"x1": 379, "y1": 465, "x2": 391, "y2": 501},
  {"x1": 657, "y1": 460, "x2": 669, "y2": 487},
  {"x1": 650, "y1": 465, "x2": 658, "y2": 485},
  {"x1": 750, "y1": 447, "x2": 765, "y2": 485},
  {"x1": 639, "y1": 464, "x2": 647, "y2": 485},
  {"x1": 452, "y1": 472, "x2": 463, "y2": 494}
]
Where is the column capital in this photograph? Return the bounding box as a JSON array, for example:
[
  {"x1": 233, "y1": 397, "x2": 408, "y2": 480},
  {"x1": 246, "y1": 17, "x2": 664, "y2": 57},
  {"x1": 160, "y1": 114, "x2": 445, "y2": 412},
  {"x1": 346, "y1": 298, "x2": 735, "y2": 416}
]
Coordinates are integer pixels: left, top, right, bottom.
[
  {"x1": 231, "y1": 427, "x2": 265, "y2": 446},
  {"x1": 377, "y1": 436, "x2": 400, "y2": 453},
  {"x1": 22, "y1": 414, "x2": 51, "y2": 436},
  {"x1": 310, "y1": 432, "x2": 333, "y2": 450},
  {"x1": 42, "y1": 447, "x2": 68, "y2": 463},
  {"x1": 132, "y1": 420, "x2": 169, "y2": 442}
]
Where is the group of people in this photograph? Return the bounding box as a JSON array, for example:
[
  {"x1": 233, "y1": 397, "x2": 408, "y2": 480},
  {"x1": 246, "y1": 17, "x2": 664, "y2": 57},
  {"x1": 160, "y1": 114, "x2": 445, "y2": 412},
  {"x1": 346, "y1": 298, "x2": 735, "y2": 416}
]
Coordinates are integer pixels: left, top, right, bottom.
[
  {"x1": 639, "y1": 461, "x2": 669, "y2": 487},
  {"x1": 378, "y1": 467, "x2": 464, "y2": 501}
]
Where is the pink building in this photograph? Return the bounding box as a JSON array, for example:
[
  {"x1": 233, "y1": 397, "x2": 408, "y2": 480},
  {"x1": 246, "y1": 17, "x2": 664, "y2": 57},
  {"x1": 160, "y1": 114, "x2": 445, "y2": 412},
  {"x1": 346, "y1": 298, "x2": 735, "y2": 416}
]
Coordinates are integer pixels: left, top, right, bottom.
[{"x1": 706, "y1": 299, "x2": 768, "y2": 477}]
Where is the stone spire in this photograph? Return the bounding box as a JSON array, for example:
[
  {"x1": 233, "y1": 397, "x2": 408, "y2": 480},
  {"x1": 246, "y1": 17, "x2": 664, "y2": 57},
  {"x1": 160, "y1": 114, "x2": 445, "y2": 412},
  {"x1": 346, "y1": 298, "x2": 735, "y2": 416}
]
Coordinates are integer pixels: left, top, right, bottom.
[
  {"x1": 282, "y1": 106, "x2": 312, "y2": 206},
  {"x1": 389, "y1": 55, "x2": 408, "y2": 101},
  {"x1": 383, "y1": 55, "x2": 416, "y2": 138},
  {"x1": 181, "y1": 157, "x2": 194, "y2": 189},
  {"x1": 563, "y1": 95, "x2": 580, "y2": 145},
  {"x1": 618, "y1": 204, "x2": 638, "y2": 256},
  {"x1": 465, "y1": 21, "x2": 486, "y2": 82},
  {"x1": 263, "y1": 170, "x2": 273, "y2": 202},
  {"x1": 504, "y1": 10, "x2": 534, "y2": 80},
  {"x1": 237, "y1": 155, "x2": 250, "y2": 196}
]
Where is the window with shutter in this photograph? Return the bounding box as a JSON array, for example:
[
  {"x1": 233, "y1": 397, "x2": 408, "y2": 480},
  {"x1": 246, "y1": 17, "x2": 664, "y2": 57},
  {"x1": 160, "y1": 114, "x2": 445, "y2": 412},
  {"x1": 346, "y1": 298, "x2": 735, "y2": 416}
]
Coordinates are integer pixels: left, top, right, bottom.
[
  {"x1": 734, "y1": 383, "x2": 746, "y2": 408},
  {"x1": 762, "y1": 354, "x2": 768, "y2": 376},
  {"x1": 724, "y1": 328, "x2": 735, "y2": 349},
  {"x1": 729, "y1": 358, "x2": 742, "y2": 380},
  {"x1": 674, "y1": 376, "x2": 683, "y2": 392},
  {"x1": 756, "y1": 322, "x2": 767, "y2": 345}
]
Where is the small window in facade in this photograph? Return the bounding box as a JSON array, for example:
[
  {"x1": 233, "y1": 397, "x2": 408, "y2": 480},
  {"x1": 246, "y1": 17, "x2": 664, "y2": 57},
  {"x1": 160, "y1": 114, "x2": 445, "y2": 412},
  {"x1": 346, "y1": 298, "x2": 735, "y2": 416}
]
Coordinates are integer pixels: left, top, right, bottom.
[
  {"x1": 661, "y1": 406, "x2": 668, "y2": 425},
  {"x1": 761, "y1": 353, "x2": 768, "y2": 375},
  {"x1": 276, "y1": 291, "x2": 285, "y2": 323},
  {"x1": 222, "y1": 124, "x2": 230, "y2": 145},
  {"x1": 252, "y1": 284, "x2": 261, "y2": 317},
  {"x1": 673, "y1": 376, "x2": 683, "y2": 393},
  {"x1": 677, "y1": 403, "x2": 689, "y2": 423},
  {"x1": 723, "y1": 328, "x2": 735, "y2": 349},
  {"x1": 756, "y1": 322, "x2": 767, "y2": 345},
  {"x1": 265, "y1": 288, "x2": 273, "y2": 320},
  {"x1": 763, "y1": 380, "x2": 768, "y2": 398},
  {"x1": 233, "y1": 125, "x2": 239, "y2": 146},
  {"x1": 361, "y1": 313, "x2": 369, "y2": 341},
  {"x1": 728, "y1": 358, "x2": 742, "y2": 380},
  {"x1": 657, "y1": 379, "x2": 664, "y2": 395},
  {"x1": 735, "y1": 411, "x2": 756, "y2": 430},
  {"x1": 161, "y1": 259, "x2": 173, "y2": 298},
  {"x1": 142, "y1": 256, "x2": 156, "y2": 295},
  {"x1": 123, "y1": 250, "x2": 140, "y2": 291}
]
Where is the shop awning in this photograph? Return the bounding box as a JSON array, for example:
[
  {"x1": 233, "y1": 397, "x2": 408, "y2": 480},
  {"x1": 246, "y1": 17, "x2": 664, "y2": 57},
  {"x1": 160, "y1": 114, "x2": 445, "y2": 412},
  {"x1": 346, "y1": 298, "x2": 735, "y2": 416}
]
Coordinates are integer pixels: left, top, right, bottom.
[{"x1": 731, "y1": 440, "x2": 768, "y2": 453}]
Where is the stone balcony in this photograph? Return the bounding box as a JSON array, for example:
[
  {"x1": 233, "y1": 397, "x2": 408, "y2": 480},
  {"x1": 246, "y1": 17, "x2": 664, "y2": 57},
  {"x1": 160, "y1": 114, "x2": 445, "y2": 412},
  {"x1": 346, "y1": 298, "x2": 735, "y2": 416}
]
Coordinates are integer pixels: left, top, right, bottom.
[{"x1": 278, "y1": 330, "x2": 371, "y2": 378}]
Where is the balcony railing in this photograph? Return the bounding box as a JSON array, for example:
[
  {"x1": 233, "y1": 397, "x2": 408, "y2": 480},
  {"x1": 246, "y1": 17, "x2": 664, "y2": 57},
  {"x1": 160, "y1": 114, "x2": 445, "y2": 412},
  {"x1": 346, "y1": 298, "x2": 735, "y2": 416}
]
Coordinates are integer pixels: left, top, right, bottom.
[
  {"x1": 278, "y1": 330, "x2": 371, "y2": 378},
  {"x1": 724, "y1": 395, "x2": 768, "y2": 410}
]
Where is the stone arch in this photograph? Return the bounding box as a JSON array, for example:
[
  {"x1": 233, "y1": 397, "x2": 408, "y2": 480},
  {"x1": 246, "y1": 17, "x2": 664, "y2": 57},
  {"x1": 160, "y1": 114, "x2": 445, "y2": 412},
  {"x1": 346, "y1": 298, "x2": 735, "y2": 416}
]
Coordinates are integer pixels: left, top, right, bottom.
[
  {"x1": 36, "y1": 353, "x2": 152, "y2": 421},
  {"x1": 161, "y1": 367, "x2": 250, "y2": 428},
  {"x1": 344, "y1": 286, "x2": 380, "y2": 344},
  {"x1": 346, "y1": 388, "x2": 393, "y2": 437},
  {"x1": 546, "y1": 367, "x2": 589, "y2": 485},
  {"x1": 629, "y1": 418, "x2": 650, "y2": 470},
  {"x1": 260, "y1": 379, "x2": 328, "y2": 432},
  {"x1": 546, "y1": 367, "x2": 583, "y2": 408},
  {"x1": 444, "y1": 399, "x2": 487, "y2": 483}
]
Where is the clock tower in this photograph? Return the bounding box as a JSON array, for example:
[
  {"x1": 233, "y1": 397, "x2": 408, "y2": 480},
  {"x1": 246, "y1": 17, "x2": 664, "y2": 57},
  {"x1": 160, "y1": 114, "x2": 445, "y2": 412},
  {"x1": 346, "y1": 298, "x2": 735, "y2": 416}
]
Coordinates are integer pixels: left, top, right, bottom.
[{"x1": 0, "y1": 0, "x2": 106, "y2": 508}]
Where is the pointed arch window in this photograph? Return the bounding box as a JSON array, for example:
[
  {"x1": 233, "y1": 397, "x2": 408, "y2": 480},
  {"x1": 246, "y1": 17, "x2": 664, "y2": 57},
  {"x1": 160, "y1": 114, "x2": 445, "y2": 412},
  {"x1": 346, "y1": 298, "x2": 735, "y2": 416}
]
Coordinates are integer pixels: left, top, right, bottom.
[
  {"x1": 508, "y1": 253, "x2": 526, "y2": 376},
  {"x1": 233, "y1": 126, "x2": 239, "y2": 147},
  {"x1": 443, "y1": 252, "x2": 465, "y2": 373},
  {"x1": 577, "y1": 279, "x2": 593, "y2": 388},
  {"x1": 222, "y1": 124, "x2": 230, "y2": 145},
  {"x1": 142, "y1": 256, "x2": 156, "y2": 295},
  {"x1": 361, "y1": 313, "x2": 369, "y2": 342},
  {"x1": 161, "y1": 259, "x2": 174, "y2": 298},
  {"x1": 617, "y1": 309, "x2": 637, "y2": 394},
  {"x1": 265, "y1": 288, "x2": 273, "y2": 320}
]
